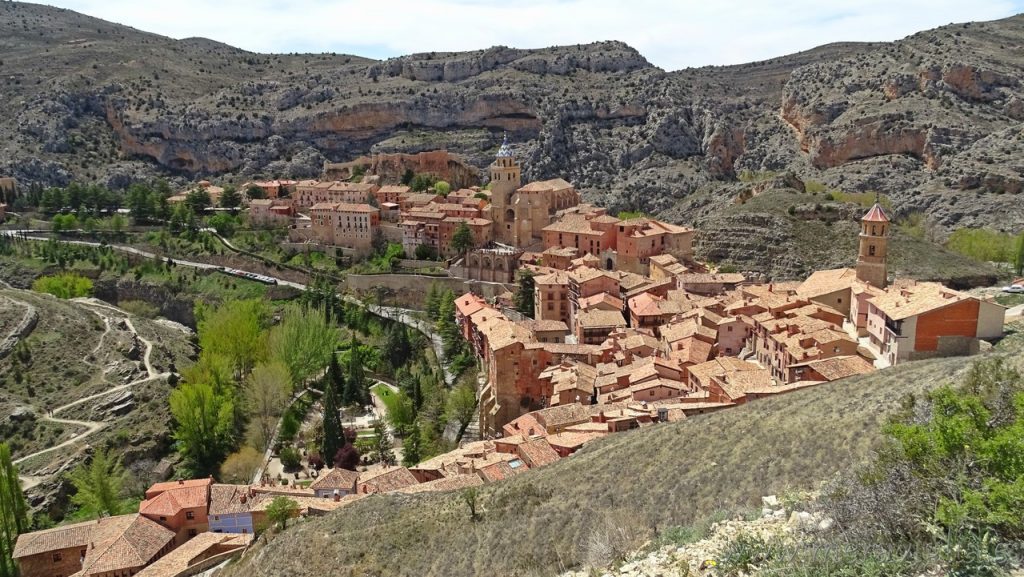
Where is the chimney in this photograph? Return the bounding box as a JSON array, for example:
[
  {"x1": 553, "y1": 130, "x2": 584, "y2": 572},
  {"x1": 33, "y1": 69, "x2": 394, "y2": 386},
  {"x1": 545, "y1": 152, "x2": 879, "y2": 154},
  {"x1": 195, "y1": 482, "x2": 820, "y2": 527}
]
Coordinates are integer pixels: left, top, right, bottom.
[
  {"x1": 240, "y1": 494, "x2": 247, "y2": 504},
  {"x1": 333, "y1": 489, "x2": 341, "y2": 502},
  {"x1": 177, "y1": 479, "x2": 184, "y2": 485}
]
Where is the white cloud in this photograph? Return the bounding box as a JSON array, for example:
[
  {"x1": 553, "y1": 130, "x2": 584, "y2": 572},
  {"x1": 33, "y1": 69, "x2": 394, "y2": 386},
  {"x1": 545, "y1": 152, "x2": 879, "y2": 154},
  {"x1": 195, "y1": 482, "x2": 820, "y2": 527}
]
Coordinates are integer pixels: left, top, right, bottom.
[{"x1": 45, "y1": 0, "x2": 1024, "y2": 69}]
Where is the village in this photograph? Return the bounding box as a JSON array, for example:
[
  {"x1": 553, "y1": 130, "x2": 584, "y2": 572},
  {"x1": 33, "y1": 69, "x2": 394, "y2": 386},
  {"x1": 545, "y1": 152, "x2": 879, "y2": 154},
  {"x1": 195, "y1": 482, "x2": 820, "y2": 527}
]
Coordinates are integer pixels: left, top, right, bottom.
[{"x1": 7, "y1": 139, "x2": 1015, "y2": 577}]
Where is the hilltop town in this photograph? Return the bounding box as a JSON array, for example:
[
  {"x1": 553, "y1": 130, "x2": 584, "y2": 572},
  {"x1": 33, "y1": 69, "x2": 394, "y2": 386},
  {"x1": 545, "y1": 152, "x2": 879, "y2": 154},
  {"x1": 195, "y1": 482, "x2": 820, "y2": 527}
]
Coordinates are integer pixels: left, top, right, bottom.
[{"x1": 4, "y1": 134, "x2": 1018, "y2": 577}]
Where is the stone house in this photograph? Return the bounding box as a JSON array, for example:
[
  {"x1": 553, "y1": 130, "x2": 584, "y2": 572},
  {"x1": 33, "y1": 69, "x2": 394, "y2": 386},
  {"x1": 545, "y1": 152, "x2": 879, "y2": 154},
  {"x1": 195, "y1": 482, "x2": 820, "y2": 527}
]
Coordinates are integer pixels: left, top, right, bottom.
[
  {"x1": 140, "y1": 478, "x2": 212, "y2": 545},
  {"x1": 309, "y1": 467, "x2": 360, "y2": 498}
]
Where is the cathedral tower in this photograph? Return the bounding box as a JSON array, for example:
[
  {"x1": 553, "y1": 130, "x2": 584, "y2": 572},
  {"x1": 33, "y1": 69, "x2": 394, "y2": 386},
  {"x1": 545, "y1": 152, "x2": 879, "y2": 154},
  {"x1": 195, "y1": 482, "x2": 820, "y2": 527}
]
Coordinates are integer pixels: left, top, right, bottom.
[
  {"x1": 856, "y1": 202, "x2": 889, "y2": 289},
  {"x1": 489, "y1": 134, "x2": 521, "y2": 245}
]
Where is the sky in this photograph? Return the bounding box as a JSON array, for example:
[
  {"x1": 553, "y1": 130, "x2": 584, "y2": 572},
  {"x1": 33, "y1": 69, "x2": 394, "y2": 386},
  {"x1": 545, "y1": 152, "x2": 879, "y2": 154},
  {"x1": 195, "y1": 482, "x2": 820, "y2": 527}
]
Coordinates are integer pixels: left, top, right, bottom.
[{"x1": 42, "y1": 0, "x2": 1024, "y2": 70}]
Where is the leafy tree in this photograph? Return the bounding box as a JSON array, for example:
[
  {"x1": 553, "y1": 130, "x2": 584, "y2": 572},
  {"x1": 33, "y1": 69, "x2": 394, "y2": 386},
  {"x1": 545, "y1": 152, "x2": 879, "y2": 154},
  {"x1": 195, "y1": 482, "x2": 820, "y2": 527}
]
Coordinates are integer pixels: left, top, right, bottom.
[
  {"x1": 270, "y1": 305, "x2": 336, "y2": 388},
  {"x1": 181, "y1": 353, "x2": 235, "y2": 394},
  {"x1": 220, "y1": 185, "x2": 242, "y2": 209},
  {"x1": 265, "y1": 496, "x2": 298, "y2": 530},
  {"x1": 199, "y1": 300, "x2": 268, "y2": 377},
  {"x1": 0, "y1": 443, "x2": 28, "y2": 577},
  {"x1": 32, "y1": 273, "x2": 93, "y2": 299},
  {"x1": 334, "y1": 439, "x2": 361, "y2": 471},
  {"x1": 462, "y1": 487, "x2": 479, "y2": 521},
  {"x1": 514, "y1": 269, "x2": 536, "y2": 318},
  {"x1": 220, "y1": 446, "x2": 263, "y2": 484},
  {"x1": 279, "y1": 447, "x2": 302, "y2": 471},
  {"x1": 245, "y1": 362, "x2": 291, "y2": 452},
  {"x1": 51, "y1": 213, "x2": 78, "y2": 232},
  {"x1": 207, "y1": 213, "x2": 239, "y2": 237},
  {"x1": 170, "y1": 382, "x2": 236, "y2": 475},
  {"x1": 67, "y1": 448, "x2": 127, "y2": 518},
  {"x1": 372, "y1": 419, "x2": 396, "y2": 467},
  {"x1": 450, "y1": 221, "x2": 474, "y2": 256},
  {"x1": 414, "y1": 243, "x2": 438, "y2": 261},
  {"x1": 409, "y1": 174, "x2": 436, "y2": 192},
  {"x1": 245, "y1": 185, "x2": 266, "y2": 200},
  {"x1": 446, "y1": 383, "x2": 478, "y2": 442},
  {"x1": 184, "y1": 187, "x2": 212, "y2": 213},
  {"x1": 383, "y1": 389, "x2": 415, "y2": 437},
  {"x1": 321, "y1": 355, "x2": 346, "y2": 468},
  {"x1": 434, "y1": 180, "x2": 451, "y2": 196}
]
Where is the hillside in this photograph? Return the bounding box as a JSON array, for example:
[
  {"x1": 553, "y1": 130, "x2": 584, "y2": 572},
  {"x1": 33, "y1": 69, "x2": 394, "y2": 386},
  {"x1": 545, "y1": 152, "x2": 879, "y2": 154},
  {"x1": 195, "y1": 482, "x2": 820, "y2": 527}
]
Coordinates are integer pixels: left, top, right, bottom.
[
  {"x1": 223, "y1": 321, "x2": 1024, "y2": 577},
  {"x1": 1, "y1": 2, "x2": 1023, "y2": 244},
  {"x1": 0, "y1": 284, "x2": 196, "y2": 515}
]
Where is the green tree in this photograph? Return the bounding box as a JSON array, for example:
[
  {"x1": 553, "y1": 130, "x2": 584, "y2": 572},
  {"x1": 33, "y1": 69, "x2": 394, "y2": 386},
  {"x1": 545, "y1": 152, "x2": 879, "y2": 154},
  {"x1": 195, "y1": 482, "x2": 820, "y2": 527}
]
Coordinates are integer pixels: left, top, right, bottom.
[
  {"x1": 245, "y1": 362, "x2": 291, "y2": 452},
  {"x1": 32, "y1": 273, "x2": 93, "y2": 299},
  {"x1": 245, "y1": 185, "x2": 266, "y2": 200},
  {"x1": 51, "y1": 213, "x2": 78, "y2": 232},
  {"x1": 220, "y1": 185, "x2": 242, "y2": 209},
  {"x1": 450, "y1": 221, "x2": 474, "y2": 256},
  {"x1": 0, "y1": 443, "x2": 28, "y2": 577},
  {"x1": 446, "y1": 383, "x2": 478, "y2": 443},
  {"x1": 207, "y1": 213, "x2": 239, "y2": 237},
  {"x1": 372, "y1": 419, "x2": 395, "y2": 466},
  {"x1": 66, "y1": 448, "x2": 127, "y2": 518},
  {"x1": 184, "y1": 187, "x2": 212, "y2": 213},
  {"x1": 400, "y1": 168, "x2": 415, "y2": 185},
  {"x1": 321, "y1": 355, "x2": 346, "y2": 467},
  {"x1": 402, "y1": 422, "x2": 422, "y2": 467},
  {"x1": 269, "y1": 305, "x2": 337, "y2": 389},
  {"x1": 409, "y1": 174, "x2": 436, "y2": 192},
  {"x1": 264, "y1": 496, "x2": 298, "y2": 531},
  {"x1": 514, "y1": 270, "x2": 536, "y2": 318},
  {"x1": 170, "y1": 382, "x2": 236, "y2": 475},
  {"x1": 414, "y1": 243, "x2": 438, "y2": 261},
  {"x1": 384, "y1": 325, "x2": 412, "y2": 372},
  {"x1": 425, "y1": 283, "x2": 442, "y2": 321},
  {"x1": 434, "y1": 180, "x2": 451, "y2": 196},
  {"x1": 199, "y1": 300, "x2": 268, "y2": 377},
  {"x1": 344, "y1": 335, "x2": 367, "y2": 406},
  {"x1": 126, "y1": 183, "x2": 154, "y2": 222}
]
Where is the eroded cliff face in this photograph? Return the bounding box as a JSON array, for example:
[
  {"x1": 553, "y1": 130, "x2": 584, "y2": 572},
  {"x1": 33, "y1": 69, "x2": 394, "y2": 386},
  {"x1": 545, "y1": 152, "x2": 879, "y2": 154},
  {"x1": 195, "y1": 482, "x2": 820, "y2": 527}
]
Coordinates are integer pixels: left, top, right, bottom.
[{"x1": 1, "y1": 2, "x2": 1024, "y2": 240}]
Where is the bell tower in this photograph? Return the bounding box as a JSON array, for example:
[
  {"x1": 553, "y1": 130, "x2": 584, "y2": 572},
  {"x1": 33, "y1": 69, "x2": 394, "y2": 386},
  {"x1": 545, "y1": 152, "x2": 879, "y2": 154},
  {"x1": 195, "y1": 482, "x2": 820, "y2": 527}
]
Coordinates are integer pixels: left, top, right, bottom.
[
  {"x1": 856, "y1": 201, "x2": 889, "y2": 289},
  {"x1": 489, "y1": 134, "x2": 521, "y2": 245}
]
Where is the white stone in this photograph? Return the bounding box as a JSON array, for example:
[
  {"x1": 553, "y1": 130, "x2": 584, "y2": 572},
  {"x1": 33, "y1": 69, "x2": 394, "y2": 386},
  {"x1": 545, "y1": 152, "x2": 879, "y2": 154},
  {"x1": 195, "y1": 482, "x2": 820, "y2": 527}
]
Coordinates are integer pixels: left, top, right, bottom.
[
  {"x1": 787, "y1": 511, "x2": 815, "y2": 530},
  {"x1": 817, "y1": 517, "x2": 834, "y2": 532},
  {"x1": 761, "y1": 495, "x2": 779, "y2": 507},
  {"x1": 772, "y1": 508, "x2": 786, "y2": 519}
]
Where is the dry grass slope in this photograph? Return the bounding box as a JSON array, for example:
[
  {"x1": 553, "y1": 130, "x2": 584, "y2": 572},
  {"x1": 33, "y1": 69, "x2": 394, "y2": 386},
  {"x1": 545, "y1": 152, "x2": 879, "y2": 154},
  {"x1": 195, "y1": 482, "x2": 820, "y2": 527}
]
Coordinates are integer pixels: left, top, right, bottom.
[{"x1": 226, "y1": 322, "x2": 1024, "y2": 577}]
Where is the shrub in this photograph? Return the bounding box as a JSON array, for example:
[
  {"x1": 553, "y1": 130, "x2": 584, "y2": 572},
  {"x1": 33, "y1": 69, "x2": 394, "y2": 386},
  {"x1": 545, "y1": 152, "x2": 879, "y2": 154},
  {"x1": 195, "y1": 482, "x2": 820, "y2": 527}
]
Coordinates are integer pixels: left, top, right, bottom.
[
  {"x1": 717, "y1": 533, "x2": 783, "y2": 576},
  {"x1": 32, "y1": 273, "x2": 93, "y2": 299},
  {"x1": 119, "y1": 299, "x2": 159, "y2": 318},
  {"x1": 279, "y1": 446, "x2": 302, "y2": 471}
]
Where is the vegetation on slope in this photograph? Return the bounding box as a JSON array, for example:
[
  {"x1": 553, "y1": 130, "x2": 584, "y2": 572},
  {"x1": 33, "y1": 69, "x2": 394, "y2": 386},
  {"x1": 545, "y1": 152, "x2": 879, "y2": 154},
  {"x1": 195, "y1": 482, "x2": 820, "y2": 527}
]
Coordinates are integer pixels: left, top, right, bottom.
[{"x1": 225, "y1": 322, "x2": 1024, "y2": 577}]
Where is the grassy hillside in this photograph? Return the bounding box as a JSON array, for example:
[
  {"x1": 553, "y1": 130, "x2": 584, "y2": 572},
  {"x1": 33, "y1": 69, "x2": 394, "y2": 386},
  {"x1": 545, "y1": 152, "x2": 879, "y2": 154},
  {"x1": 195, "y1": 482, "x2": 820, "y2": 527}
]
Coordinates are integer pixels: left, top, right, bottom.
[{"x1": 225, "y1": 321, "x2": 1024, "y2": 577}]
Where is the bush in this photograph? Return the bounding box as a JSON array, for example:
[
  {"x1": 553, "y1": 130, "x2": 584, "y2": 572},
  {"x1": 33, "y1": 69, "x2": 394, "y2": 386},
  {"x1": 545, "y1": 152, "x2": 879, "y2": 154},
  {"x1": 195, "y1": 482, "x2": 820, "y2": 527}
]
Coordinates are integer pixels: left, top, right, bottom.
[
  {"x1": 945, "y1": 228, "x2": 1019, "y2": 265},
  {"x1": 717, "y1": 533, "x2": 783, "y2": 576},
  {"x1": 32, "y1": 273, "x2": 93, "y2": 299},
  {"x1": 119, "y1": 299, "x2": 159, "y2": 318},
  {"x1": 279, "y1": 446, "x2": 302, "y2": 471}
]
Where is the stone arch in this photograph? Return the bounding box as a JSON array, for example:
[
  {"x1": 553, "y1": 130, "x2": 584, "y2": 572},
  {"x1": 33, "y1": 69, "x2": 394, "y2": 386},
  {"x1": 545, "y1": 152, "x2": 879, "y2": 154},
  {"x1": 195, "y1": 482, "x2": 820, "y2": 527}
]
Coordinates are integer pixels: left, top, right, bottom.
[
  {"x1": 496, "y1": 258, "x2": 505, "y2": 271},
  {"x1": 483, "y1": 257, "x2": 492, "y2": 269},
  {"x1": 505, "y1": 208, "x2": 515, "y2": 221}
]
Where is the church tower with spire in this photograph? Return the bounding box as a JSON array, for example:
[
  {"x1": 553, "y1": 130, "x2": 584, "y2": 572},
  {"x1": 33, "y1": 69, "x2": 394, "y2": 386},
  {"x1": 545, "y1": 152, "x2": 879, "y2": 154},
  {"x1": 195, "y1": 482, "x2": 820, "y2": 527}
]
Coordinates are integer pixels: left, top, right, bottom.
[
  {"x1": 856, "y1": 201, "x2": 890, "y2": 289},
  {"x1": 489, "y1": 134, "x2": 521, "y2": 245}
]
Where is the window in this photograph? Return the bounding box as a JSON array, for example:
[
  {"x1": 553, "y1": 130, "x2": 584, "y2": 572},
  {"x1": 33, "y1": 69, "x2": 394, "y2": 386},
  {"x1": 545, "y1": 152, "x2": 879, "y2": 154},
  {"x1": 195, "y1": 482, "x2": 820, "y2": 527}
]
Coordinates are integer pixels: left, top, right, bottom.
[
  {"x1": 188, "y1": 529, "x2": 198, "y2": 537},
  {"x1": 869, "y1": 245, "x2": 876, "y2": 256},
  {"x1": 186, "y1": 511, "x2": 195, "y2": 520},
  {"x1": 159, "y1": 516, "x2": 166, "y2": 522},
  {"x1": 53, "y1": 553, "x2": 62, "y2": 563},
  {"x1": 727, "y1": 326, "x2": 733, "y2": 332}
]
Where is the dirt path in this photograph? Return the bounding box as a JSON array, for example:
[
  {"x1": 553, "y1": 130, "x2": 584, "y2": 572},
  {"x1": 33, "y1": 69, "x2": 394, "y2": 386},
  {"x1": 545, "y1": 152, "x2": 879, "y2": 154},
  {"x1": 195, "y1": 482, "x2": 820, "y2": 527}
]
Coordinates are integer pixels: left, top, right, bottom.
[{"x1": 15, "y1": 300, "x2": 169, "y2": 489}]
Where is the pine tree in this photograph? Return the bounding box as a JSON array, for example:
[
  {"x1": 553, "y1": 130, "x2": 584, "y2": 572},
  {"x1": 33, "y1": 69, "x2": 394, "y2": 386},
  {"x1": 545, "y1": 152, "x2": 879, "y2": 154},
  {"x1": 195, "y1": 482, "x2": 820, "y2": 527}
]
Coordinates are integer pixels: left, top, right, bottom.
[
  {"x1": 0, "y1": 443, "x2": 28, "y2": 577},
  {"x1": 345, "y1": 335, "x2": 367, "y2": 406},
  {"x1": 321, "y1": 355, "x2": 346, "y2": 468},
  {"x1": 514, "y1": 270, "x2": 536, "y2": 318},
  {"x1": 1015, "y1": 232, "x2": 1024, "y2": 276},
  {"x1": 402, "y1": 422, "x2": 422, "y2": 467},
  {"x1": 373, "y1": 419, "x2": 396, "y2": 467},
  {"x1": 385, "y1": 325, "x2": 411, "y2": 371},
  {"x1": 425, "y1": 283, "x2": 441, "y2": 321}
]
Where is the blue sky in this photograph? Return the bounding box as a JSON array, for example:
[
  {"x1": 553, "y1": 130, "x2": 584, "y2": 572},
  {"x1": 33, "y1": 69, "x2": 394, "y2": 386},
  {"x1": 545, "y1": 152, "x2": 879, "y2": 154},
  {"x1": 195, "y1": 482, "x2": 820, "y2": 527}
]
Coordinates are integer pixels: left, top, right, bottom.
[{"x1": 44, "y1": 0, "x2": 1024, "y2": 70}]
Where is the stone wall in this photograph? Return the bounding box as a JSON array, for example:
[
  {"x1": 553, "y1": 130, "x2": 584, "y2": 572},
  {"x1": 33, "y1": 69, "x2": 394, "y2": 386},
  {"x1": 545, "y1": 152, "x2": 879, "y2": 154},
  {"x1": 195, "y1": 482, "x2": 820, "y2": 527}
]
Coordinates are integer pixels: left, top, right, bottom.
[{"x1": 323, "y1": 151, "x2": 480, "y2": 189}]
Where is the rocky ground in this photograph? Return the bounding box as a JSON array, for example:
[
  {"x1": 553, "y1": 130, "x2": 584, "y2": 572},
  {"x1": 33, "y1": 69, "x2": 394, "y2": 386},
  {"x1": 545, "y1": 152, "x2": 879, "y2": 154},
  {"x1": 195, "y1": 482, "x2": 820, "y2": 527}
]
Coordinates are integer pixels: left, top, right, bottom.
[{"x1": 1, "y1": 2, "x2": 1023, "y2": 243}]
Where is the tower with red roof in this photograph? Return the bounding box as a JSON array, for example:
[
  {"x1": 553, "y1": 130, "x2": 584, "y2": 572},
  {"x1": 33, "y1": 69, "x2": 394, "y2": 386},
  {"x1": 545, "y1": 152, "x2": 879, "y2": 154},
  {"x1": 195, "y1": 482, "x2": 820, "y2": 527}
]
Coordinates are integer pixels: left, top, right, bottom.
[{"x1": 856, "y1": 201, "x2": 889, "y2": 288}]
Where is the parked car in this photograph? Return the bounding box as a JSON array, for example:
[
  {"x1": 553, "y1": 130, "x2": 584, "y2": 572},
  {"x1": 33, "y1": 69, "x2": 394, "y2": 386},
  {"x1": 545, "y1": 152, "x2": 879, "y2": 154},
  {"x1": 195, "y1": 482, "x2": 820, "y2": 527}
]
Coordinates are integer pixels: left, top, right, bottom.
[{"x1": 1002, "y1": 285, "x2": 1024, "y2": 294}]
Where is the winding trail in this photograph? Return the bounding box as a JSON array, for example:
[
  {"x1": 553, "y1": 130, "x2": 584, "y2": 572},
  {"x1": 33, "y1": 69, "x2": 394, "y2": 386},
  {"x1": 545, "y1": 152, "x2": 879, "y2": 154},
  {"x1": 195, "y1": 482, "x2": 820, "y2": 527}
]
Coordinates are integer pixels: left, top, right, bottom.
[{"x1": 14, "y1": 299, "x2": 170, "y2": 490}]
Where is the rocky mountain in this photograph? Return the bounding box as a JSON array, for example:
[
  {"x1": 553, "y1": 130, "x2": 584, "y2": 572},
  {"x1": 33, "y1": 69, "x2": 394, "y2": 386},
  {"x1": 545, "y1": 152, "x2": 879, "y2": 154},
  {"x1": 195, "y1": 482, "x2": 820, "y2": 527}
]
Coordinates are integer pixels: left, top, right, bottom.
[{"x1": 1, "y1": 2, "x2": 1022, "y2": 242}]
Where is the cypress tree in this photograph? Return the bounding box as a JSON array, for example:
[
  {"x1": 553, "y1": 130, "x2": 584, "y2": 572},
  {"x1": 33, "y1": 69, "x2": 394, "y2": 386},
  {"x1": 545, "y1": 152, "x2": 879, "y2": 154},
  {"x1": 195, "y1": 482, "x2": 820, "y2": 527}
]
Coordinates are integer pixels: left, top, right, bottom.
[
  {"x1": 321, "y1": 355, "x2": 346, "y2": 468},
  {"x1": 0, "y1": 443, "x2": 29, "y2": 577}
]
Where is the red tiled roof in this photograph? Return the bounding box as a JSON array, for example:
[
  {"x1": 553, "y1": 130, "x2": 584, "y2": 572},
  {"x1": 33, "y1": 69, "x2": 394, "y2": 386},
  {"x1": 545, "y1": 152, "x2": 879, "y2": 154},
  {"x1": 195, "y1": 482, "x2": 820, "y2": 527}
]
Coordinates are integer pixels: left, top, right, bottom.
[
  {"x1": 861, "y1": 203, "x2": 889, "y2": 223},
  {"x1": 78, "y1": 514, "x2": 175, "y2": 576},
  {"x1": 139, "y1": 485, "x2": 209, "y2": 517},
  {"x1": 145, "y1": 478, "x2": 212, "y2": 499},
  {"x1": 309, "y1": 468, "x2": 360, "y2": 492}
]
